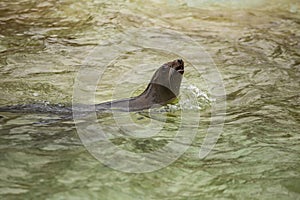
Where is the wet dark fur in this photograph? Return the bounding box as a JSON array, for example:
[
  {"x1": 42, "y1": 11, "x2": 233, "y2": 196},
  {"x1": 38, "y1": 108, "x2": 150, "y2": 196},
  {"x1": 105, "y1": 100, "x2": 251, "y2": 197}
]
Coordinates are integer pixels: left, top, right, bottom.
[{"x1": 0, "y1": 59, "x2": 184, "y2": 114}]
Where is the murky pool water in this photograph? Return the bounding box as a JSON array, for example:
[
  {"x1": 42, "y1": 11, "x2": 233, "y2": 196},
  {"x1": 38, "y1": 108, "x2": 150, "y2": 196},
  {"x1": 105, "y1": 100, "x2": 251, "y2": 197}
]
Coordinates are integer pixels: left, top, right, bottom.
[{"x1": 0, "y1": 0, "x2": 299, "y2": 199}]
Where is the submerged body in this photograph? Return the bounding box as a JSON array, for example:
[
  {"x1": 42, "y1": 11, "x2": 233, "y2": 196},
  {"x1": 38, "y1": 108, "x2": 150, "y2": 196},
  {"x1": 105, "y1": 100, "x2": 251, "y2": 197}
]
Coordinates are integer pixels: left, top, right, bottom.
[{"x1": 0, "y1": 59, "x2": 184, "y2": 114}]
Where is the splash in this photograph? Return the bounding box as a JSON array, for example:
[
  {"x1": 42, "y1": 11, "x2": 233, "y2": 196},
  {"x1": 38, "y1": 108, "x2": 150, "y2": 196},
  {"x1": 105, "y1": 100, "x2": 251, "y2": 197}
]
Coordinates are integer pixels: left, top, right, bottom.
[
  {"x1": 181, "y1": 84, "x2": 212, "y2": 110},
  {"x1": 162, "y1": 84, "x2": 211, "y2": 111}
]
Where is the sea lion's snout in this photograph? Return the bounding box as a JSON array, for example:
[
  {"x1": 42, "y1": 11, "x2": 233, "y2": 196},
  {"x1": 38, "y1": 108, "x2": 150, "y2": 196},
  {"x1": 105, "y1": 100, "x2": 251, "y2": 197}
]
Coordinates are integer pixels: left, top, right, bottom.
[
  {"x1": 173, "y1": 59, "x2": 184, "y2": 74},
  {"x1": 177, "y1": 59, "x2": 183, "y2": 65}
]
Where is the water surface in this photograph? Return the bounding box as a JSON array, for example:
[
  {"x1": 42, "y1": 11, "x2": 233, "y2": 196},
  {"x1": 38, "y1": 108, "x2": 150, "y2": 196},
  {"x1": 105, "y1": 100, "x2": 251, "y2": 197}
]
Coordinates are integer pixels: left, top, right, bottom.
[{"x1": 0, "y1": 0, "x2": 299, "y2": 199}]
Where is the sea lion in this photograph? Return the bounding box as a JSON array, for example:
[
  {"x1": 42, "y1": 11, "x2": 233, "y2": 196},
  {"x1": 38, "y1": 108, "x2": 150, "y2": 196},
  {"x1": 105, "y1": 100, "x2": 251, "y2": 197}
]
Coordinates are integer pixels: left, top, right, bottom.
[
  {"x1": 95, "y1": 59, "x2": 184, "y2": 112},
  {"x1": 0, "y1": 59, "x2": 184, "y2": 114}
]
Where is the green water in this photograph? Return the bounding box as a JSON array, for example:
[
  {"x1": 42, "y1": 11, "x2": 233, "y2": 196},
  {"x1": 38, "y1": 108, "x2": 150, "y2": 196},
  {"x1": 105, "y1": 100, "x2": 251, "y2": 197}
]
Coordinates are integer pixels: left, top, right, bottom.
[{"x1": 0, "y1": 0, "x2": 300, "y2": 199}]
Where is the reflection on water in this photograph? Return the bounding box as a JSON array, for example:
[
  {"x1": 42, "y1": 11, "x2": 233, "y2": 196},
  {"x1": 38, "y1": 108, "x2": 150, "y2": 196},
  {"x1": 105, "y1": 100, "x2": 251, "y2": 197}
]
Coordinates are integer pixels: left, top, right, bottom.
[{"x1": 0, "y1": 0, "x2": 300, "y2": 199}]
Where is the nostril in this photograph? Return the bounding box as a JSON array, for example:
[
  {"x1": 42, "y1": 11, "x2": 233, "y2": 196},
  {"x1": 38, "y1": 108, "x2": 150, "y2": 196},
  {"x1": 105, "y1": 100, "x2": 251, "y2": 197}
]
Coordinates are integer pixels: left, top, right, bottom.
[{"x1": 177, "y1": 59, "x2": 183, "y2": 65}]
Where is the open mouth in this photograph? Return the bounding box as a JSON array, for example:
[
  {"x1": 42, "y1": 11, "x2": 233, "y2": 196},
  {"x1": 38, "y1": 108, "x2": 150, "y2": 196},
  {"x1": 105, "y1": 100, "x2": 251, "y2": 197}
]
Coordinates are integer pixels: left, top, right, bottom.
[
  {"x1": 177, "y1": 68, "x2": 184, "y2": 74},
  {"x1": 174, "y1": 59, "x2": 184, "y2": 74},
  {"x1": 175, "y1": 65, "x2": 184, "y2": 74}
]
